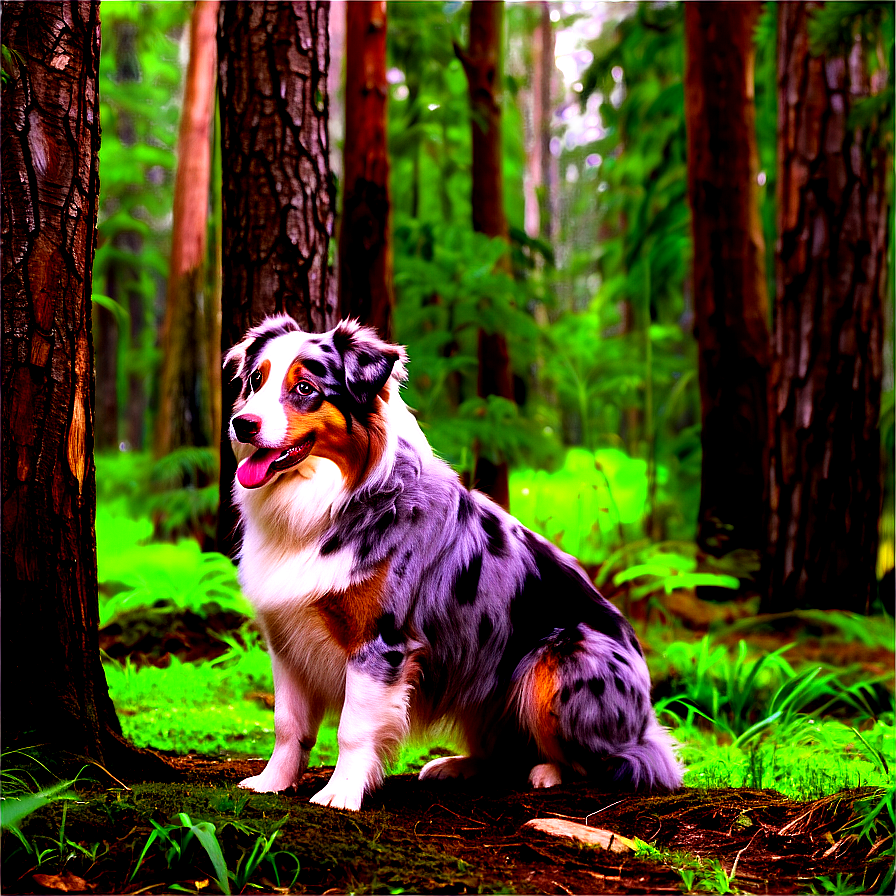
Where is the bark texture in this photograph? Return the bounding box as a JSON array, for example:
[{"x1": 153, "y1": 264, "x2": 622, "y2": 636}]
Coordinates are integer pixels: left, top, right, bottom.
[
  {"x1": 155, "y1": 0, "x2": 220, "y2": 458},
  {"x1": 457, "y1": 0, "x2": 514, "y2": 509},
  {"x1": 0, "y1": 1, "x2": 167, "y2": 775},
  {"x1": 684, "y1": 1, "x2": 770, "y2": 566},
  {"x1": 338, "y1": 0, "x2": 394, "y2": 339},
  {"x1": 216, "y1": 1, "x2": 334, "y2": 556},
  {"x1": 763, "y1": 2, "x2": 888, "y2": 612}
]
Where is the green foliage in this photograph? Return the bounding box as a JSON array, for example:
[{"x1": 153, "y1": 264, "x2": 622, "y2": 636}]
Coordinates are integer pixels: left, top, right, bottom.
[
  {"x1": 394, "y1": 218, "x2": 556, "y2": 472},
  {"x1": 131, "y1": 810, "x2": 301, "y2": 894},
  {"x1": 97, "y1": 520, "x2": 247, "y2": 627},
  {"x1": 510, "y1": 448, "x2": 727, "y2": 601},
  {"x1": 578, "y1": 2, "x2": 690, "y2": 323},
  {"x1": 679, "y1": 717, "x2": 894, "y2": 799},
  {"x1": 96, "y1": 449, "x2": 220, "y2": 548},
  {"x1": 0, "y1": 759, "x2": 96, "y2": 873},
  {"x1": 658, "y1": 635, "x2": 894, "y2": 739},
  {"x1": 631, "y1": 840, "x2": 736, "y2": 895},
  {"x1": 104, "y1": 653, "x2": 274, "y2": 756}
]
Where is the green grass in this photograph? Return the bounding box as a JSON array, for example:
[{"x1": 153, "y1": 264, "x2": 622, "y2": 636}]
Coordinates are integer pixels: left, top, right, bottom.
[{"x1": 677, "y1": 718, "x2": 894, "y2": 799}]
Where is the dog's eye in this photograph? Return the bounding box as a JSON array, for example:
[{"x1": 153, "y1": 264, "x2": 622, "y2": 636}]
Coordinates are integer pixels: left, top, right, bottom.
[
  {"x1": 249, "y1": 369, "x2": 263, "y2": 392},
  {"x1": 295, "y1": 380, "x2": 315, "y2": 397}
]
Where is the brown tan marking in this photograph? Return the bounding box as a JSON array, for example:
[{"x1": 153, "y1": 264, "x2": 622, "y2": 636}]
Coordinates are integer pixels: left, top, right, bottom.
[
  {"x1": 314, "y1": 561, "x2": 390, "y2": 654},
  {"x1": 282, "y1": 389, "x2": 390, "y2": 489},
  {"x1": 253, "y1": 358, "x2": 271, "y2": 389},
  {"x1": 284, "y1": 360, "x2": 314, "y2": 393},
  {"x1": 526, "y1": 653, "x2": 563, "y2": 760}
]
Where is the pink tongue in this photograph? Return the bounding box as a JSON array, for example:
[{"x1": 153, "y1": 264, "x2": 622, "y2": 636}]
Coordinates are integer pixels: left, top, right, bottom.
[{"x1": 237, "y1": 449, "x2": 279, "y2": 489}]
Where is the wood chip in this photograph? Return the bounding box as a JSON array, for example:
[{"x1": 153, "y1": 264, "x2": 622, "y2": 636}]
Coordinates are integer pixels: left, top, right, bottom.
[
  {"x1": 523, "y1": 818, "x2": 636, "y2": 852},
  {"x1": 32, "y1": 872, "x2": 91, "y2": 893}
]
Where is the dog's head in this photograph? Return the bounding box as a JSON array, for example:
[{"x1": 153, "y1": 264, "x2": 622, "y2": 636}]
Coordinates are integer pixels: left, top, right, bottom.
[{"x1": 225, "y1": 316, "x2": 407, "y2": 490}]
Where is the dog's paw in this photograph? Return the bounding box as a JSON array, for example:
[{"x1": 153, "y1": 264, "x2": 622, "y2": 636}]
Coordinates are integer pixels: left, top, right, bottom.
[
  {"x1": 238, "y1": 773, "x2": 296, "y2": 793},
  {"x1": 309, "y1": 783, "x2": 364, "y2": 811},
  {"x1": 528, "y1": 762, "x2": 563, "y2": 789},
  {"x1": 418, "y1": 755, "x2": 481, "y2": 781}
]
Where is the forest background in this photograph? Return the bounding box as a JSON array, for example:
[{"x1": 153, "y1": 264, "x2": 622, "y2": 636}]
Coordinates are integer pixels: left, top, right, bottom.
[{"x1": 2, "y1": 1, "x2": 896, "y2": 894}]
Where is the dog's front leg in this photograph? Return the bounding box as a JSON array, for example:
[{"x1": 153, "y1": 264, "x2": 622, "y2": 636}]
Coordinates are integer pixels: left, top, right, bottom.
[
  {"x1": 240, "y1": 652, "x2": 322, "y2": 793},
  {"x1": 310, "y1": 656, "x2": 410, "y2": 811}
]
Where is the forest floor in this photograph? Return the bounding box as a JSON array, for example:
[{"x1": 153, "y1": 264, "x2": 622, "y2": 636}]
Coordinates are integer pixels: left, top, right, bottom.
[
  {"x1": 7, "y1": 599, "x2": 892, "y2": 895},
  {"x1": 6, "y1": 752, "x2": 892, "y2": 895}
]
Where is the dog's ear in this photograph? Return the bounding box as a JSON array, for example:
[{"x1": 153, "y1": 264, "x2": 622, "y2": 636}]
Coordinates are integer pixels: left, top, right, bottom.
[
  {"x1": 224, "y1": 315, "x2": 302, "y2": 390},
  {"x1": 223, "y1": 337, "x2": 252, "y2": 382},
  {"x1": 332, "y1": 321, "x2": 407, "y2": 409}
]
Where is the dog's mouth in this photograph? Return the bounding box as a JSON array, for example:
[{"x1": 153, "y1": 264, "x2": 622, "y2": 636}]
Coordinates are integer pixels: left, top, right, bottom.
[{"x1": 237, "y1": 434, "x2": 316, "y2": 489}]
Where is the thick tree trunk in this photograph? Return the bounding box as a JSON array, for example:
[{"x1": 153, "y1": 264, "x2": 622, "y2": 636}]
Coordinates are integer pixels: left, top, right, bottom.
[
  {"x1": 216, "y1": 1, "x2": 334, "y2": 557},
  {"x1": 338, "y1": 0, "x2": 394, "y2": 339},
  {"x1": 154, "y1": 0, "x2": 220, "y2": 458},
  {"x1": 762, "y1": 2, "x2": 887, "y2": 612},
  {"x1": 684, "y1": 1, "x2": 770, "y2": 572},
  {"x1": 1, "y1": 1, "x2": 169, "y2": 777},
  {"x1": 457, "y1": 0, "x2": 514, "y2": 509}
]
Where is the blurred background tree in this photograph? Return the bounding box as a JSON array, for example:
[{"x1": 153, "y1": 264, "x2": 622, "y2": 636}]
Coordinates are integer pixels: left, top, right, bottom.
[
  {"x1": 684, "y1": 1, "x2": 770, "y2": 588},
  {"x1": 339, "y1": 0, "x2": 394, "y2": 339}
]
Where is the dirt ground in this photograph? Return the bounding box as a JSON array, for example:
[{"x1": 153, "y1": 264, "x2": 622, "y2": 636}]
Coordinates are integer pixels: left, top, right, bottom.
[
  {"x1": 9, "y1": 752, "x2": 891, "y2": 895},
  {"x1": 155, "y1": 756, "x2": 892, "y2": 893}
]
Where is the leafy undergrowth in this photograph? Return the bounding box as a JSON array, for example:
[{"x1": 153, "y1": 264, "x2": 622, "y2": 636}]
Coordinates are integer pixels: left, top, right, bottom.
[{"x1": 2, "y1": 759, "x2": 893, "y2": 895}]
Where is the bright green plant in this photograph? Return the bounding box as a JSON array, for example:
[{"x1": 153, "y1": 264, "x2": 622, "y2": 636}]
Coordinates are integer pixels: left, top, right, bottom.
[
  {"x1": 131, "y1": 812, "x2": 231, "y2": 892},
  {"x1": 0, "y1": 759, "x2": 106, "y2": 875},
  {"x1": 678, "y1": 716, "x2": 895, "y2": 798},
  {"x1": 657, "y1": 637, "x2": 888, "y2": 739},
  {"x1": 131, "y1": 811, "x2": 301, "y2": 894},
  {"x1": 632, "y1": 839, "x2": 736, "y2": 895}
]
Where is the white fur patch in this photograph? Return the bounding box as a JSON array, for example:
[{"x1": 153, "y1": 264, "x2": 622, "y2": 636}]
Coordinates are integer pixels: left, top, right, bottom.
[
  {"x1": 310, "y1": 665, "x2": 412, "y2": 811},
  {"x1": 529, "y1": 762, "x2": 563, "y2": 788},
  {"x1": 418, "y1": 755, "x2": 482, "y2": 781}
]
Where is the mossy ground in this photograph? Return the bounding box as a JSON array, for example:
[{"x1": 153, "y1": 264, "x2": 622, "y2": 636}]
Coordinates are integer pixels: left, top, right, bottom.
[{"x1": 3, "y1": 755, "x2": 891, "y2": 895}]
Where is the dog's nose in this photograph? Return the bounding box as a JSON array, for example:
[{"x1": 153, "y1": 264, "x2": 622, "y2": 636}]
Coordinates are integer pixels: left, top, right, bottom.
[{"x1": 232, "y1": 414, "x2": 262, "y2": 443}]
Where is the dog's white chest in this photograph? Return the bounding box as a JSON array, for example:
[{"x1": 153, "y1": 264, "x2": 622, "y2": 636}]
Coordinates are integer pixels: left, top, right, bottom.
[{"x1": 239, "y1": 539, "x2": 356, "y2": 611}]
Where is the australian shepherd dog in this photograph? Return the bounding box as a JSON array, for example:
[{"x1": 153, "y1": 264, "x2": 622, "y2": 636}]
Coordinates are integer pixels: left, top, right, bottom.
[{"x1": 225, "y1": 316, "x2": 683, "y2": 810}]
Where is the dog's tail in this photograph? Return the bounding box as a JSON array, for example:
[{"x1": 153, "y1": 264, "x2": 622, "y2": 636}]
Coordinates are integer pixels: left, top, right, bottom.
[{"x1": 605, "y1": 718, "x2": 684, "y2": 790}]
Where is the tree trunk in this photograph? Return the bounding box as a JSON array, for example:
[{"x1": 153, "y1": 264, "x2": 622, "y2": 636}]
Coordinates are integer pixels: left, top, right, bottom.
[
  {"x1": 338, "y1": 1, "x2": 393, "y2": 339},
  {"x1": 107, "y1": 18, "x2": 151, "y2": 453},
  {"x1": 536, "y1": 0, "x2": 559, "y2": 252},
  {"x1": 93, "y1": 302, "x2": 119, "y2": 450},
  {"x1": 684, "y1": 2, "x2": 770, "y2": 573},
  {"x1": 216, "y1": 1, "x2": 334, "y2": 557},
  {"x1": 0, "y1": 1, "x2": 169, "y2": 777},
  {"x1": 457, "y1": 0, "x2": 514, "y2": 509},
  {"x1": 762, "y1": 2, "x2": 888, "y2": 612},
  {"x1": 95, "y1": 19, "x2": 137, "y2": 454},
  {"x1": 154, "y1": 0, "x2": 220, "y2": 459}
]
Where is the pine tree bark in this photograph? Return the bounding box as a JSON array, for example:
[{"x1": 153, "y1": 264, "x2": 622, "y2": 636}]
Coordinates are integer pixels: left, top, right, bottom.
[
  {"x1": 154, "y1": 0, "x2": 220, "y2": 458},
  {"x1": 216, "y1": 1, "x2": 334, "y2": 557},
  {"x1": 338, "y1": 0, "x2": 394, "y2": 339},
  {"x1": 684, "y1": 1, "x2": 770, "y2": 571},
  {"x1": 762, "y1": 2, "x2": 887, "y2": 612},
  {"x1": 1, "y1": 1, "x2": 170, "y2": 776},
  {"x1": 457, "y1": 0, "x2": 514, "y2": 509}
]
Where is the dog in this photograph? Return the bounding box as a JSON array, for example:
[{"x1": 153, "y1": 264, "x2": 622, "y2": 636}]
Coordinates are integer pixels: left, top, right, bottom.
[{"x1": 224, "y1": 315, "x2": 683, "y2": 810}]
